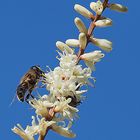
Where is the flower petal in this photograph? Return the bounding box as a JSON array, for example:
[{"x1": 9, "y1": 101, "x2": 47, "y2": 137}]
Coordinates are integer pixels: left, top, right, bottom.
[
  {"x1": 74, "y1": 4, "x2": 93, "y2": 19},
  {"x1": 109, "y1": 3, "x2": 128, "y2": 12},
  {"x1": 74, "y1": 17, "x2": 87, "y2": 33},
  {"x1": 52, "y1": 124, "x2": 76, "y2": 138}
]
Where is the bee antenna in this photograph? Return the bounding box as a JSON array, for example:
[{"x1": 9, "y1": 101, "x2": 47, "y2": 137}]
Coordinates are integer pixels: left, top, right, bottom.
[{"x1": 9, "y1": 93, "x2": 17, "y2": 107}]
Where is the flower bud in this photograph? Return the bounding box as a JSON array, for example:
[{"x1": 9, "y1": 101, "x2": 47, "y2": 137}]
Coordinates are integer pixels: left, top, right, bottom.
[
  {"x1": 56, "y1": 41, "x2": 73, "y2": 54},
  {"x1": 90, "y1": 37, "x2": 112, "y2": 52},
  {"x1": 74, "y1": 4, "x2": 93, "y2": 19},
  {"x1": 80, "y1": 51, "x2": 104, "y2": 62},
  {"x1": 66, "y1": 39, "x2": 79, "y2": 47},
  {"x1": 74, "y1": 17, "x2": 87, "y2": 33},
  {"x1": 109, "y1": 3, "x2": 128, "y2": 12},
  {"x1": 95, "y1": 18, "x2": 112, "y2": 27},
  {"x1": 79, "y1": 33, "x2": 87, "y2": 49},
  {"x1": 90, "y1": 1, "x2": 103, "y2": 15}
]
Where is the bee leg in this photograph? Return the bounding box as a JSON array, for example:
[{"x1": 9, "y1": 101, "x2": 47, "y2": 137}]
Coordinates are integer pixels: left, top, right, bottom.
[
  {"x1": 25, "y1": 94, "x2": 30, "y2": 104},
  {"x1": 37, "y1": 85, "x2": 46, "y2": 88},
  {"x1": 25, "y1": 91, "x2": 34, "y2": 104},
  {"x1": 28, "y1": 88, "x2": 35, "y2": 99},
  {"x1": 30, "y1": 94, "x2": 34, "y2": 99},
  {"x1": 25, "y1": 100, "x2": 29, "y2": 104}
]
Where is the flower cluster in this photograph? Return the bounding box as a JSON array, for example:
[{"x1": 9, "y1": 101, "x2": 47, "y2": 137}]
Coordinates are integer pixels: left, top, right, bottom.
[{"x1": 12, "y1": 0, "x2": 127, "y2": 140}]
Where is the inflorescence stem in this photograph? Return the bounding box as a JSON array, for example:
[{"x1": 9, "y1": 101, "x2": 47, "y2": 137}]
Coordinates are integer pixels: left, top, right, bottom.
[{"x1": 38, "y1": 128, "x2": 49, "y2": 140}]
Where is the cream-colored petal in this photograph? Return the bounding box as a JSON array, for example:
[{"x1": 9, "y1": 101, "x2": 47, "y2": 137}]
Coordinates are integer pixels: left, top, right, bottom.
[
  {"x1": 74, "y1": 17, "x2": 87, "y2": 33},
  {"x1": 66, "y1": 39, "x2": 79, "y2": 47},
  {"x1": 56, "y1": 41, "x2": 74, "y2": 54},
  {"x1": 74, "y1": 4, "x2": 93, "y2": 19},
  {"x1": 109, "y1": 3, "x2": 128, "y2": 12},
  {"x1": 52, "y1": 124, "x2": 76, "y2": 138},
  {"x1": 79, "y1": 33, "x2": 87, "y2": 49},
  {"x1": 12, "y1": 127, "x2": 34, "y2": 140},
  {"x1": 95, "y1": 18, "x2": 112, "y2": 27},
  {"x1": 90, "y1": 37, "x2": 112, "y2": 52}
]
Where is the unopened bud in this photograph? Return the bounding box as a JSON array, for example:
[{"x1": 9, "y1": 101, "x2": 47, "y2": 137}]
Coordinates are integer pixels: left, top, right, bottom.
[
  {"x1": 56, "y1": 41, "x2": 73, "y2": 54},
  {"x1": 109, "y1": 3, "x2": 128, "y2": 12},
  {"x1": 74, "y1": 4, "x2": 93, "y2": 19},
  {"x1": 74, "y1": 17, "x2": 87, "y2": 33},
  {"x1": 66, "y1": 39, "x2": 79, "y2": 47},
  {"x1": 95, "y1": 18, "x2": 112, "y2": 27},
  {"x1": 80, "y1": 50, "x2": 104, "y2": 62},
  {"x1": 79, "y1": 33, "x2": 87, "y2": 49},
  {"x1": 90, "y1": 37, "x2": 112, "y2": 52}
]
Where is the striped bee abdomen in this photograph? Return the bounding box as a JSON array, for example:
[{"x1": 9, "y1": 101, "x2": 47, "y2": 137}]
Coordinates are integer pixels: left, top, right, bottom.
[{"x1": 16, "y1": 82, "x2": 28, "y2": 102}]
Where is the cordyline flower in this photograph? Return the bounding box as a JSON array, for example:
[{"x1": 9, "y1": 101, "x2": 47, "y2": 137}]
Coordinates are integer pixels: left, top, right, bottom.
[
  {"x1": 12, "y1": 116, "x2": 55, "y2": 140},
  {"x1": 95, "y1": 18, "x2": 112, "y2": 27},
  {"x1": 44, "y1": 49, "x2": 94, "y2": 102},
  {"x1": 79, "y1": 33, "x2": 87, "y2": 49},
  {"x1": 12, "y1": 0, "x2": 127, "y2": 140},
  {"x1": 29, "y1": 95, "x2": 54, "y2": 118},
  {"x1": 90, "y1": 1, "x2": 103, "y2": 15},
  {"x1": 80, "y1": 51, "x2": 105, "y2": 70},
  {"x1": 56, "y1": 41, "x2": 73, "y2": 54},
  {"x1": 66, "y1": 39, "x2": 79, "y2": 47},
  {"x1": 90, "y1": 37, "x2": 112, "y2": 52},
  {"x1": 109, "y1": 3, "x2": 128, "y2": 12},
  {"x1": 51, "y1": 123, "x2": 76, "y2": 138},
  {"x1": 74, "y1": 4, "x2": 93, "y2": 19},
  {"x1": 74, "y1": 17, "x2": 87, "y2": 33}
]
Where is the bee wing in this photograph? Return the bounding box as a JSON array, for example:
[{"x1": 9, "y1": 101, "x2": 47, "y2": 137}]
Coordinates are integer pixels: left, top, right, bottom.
[{"x1": 9, "y1": 93, "x2": 17, "y2": 107}]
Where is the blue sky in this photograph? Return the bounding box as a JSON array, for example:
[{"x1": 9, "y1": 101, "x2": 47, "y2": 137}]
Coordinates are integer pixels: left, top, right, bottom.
[{"x1": 0, "y1": 0, "x2": 139, "y2": 140}]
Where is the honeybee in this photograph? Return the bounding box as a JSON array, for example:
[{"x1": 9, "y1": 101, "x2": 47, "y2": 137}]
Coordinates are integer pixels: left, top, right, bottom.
[{"x1": 16, "y1": 65, "x2": 45, "y2": 103}]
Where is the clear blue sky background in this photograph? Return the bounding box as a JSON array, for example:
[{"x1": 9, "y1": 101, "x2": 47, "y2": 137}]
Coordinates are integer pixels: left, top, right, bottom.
[{"x1": 0, "y1": 0, "x2": 139, "y2": 140}]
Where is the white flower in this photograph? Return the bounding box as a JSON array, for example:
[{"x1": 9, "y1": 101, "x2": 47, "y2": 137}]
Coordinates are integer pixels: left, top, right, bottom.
[
  {"x1": 90, "y1": 37, "x2": 112, "y2": 52},
  {"x1": 80, "y1": 51, "x2": 104, "y2": 62},
  {"x1": 54, "y1": 97, "x2": 79, "y2": 120},
  {"x1": 74, "y1": 4, "x2": 93, "y2": 19},
  {"x1": 12, "y1": 116, "x2": 55, "y2": 140},
  {"x1": 74, "y1": 17, "x2": 87, "y2": 33},
  {"x1": 38, "y1": 118, "x2": 56, "y2": 136},
  {"x1": 29, "y1": 96, "x2": 55, "y2": 118},
  {"x1": 52, "y1": 123, "x2": 76, "y2": 138},
  {"x1": 95, "y1": 18, "x2": 112, "y2": 27},
  {"x1": 56, "y1": 41, "x2": 74, "y2": 54},
  {"x1": 73, "y1": 66, "x2": 94, "y2": 85},
  {"x1": 45, "y1": 67, "x2": 75, "y2": 96},
  {"x1": 109, "y1": 3, "x2": 128, "y2": 12},
  {"x1": 79, "y1": 33, "x2": 87, "y2": 49},
  {"x1": 90, "y1": 1, "x2": 103, "y2": 15},
  {"x1": 45, "y1": 50, "x2": 93, "y2": 96},
  {"x1": 58, "y1": 51, "x2": 77, "y2": 69},
  {"x1": 12, "y1": 124, "x2": 35, "y2": 140},
  {"x1": 80, "y1": 51, "x2": 104, "y2": 70},
  {"x1": 66, "y1": 39, "x2": 79, "y2": 47}
]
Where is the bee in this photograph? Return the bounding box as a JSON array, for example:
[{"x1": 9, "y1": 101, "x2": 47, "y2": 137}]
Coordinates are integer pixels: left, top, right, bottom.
[
  {"x1": 66, "y1": 83, "x2": 82, "y2": 107},
  {"x1": 16, "y1": 65, "x2": 45, "y2": 103},
  {"x1": 66, "y1": 95, "x2": 81, "y2": 107}
]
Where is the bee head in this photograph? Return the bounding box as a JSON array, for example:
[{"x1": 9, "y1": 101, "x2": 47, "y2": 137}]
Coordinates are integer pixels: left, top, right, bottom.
[{"x1": 31, "y1": 65, "x2": 44, "y2": 75}]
